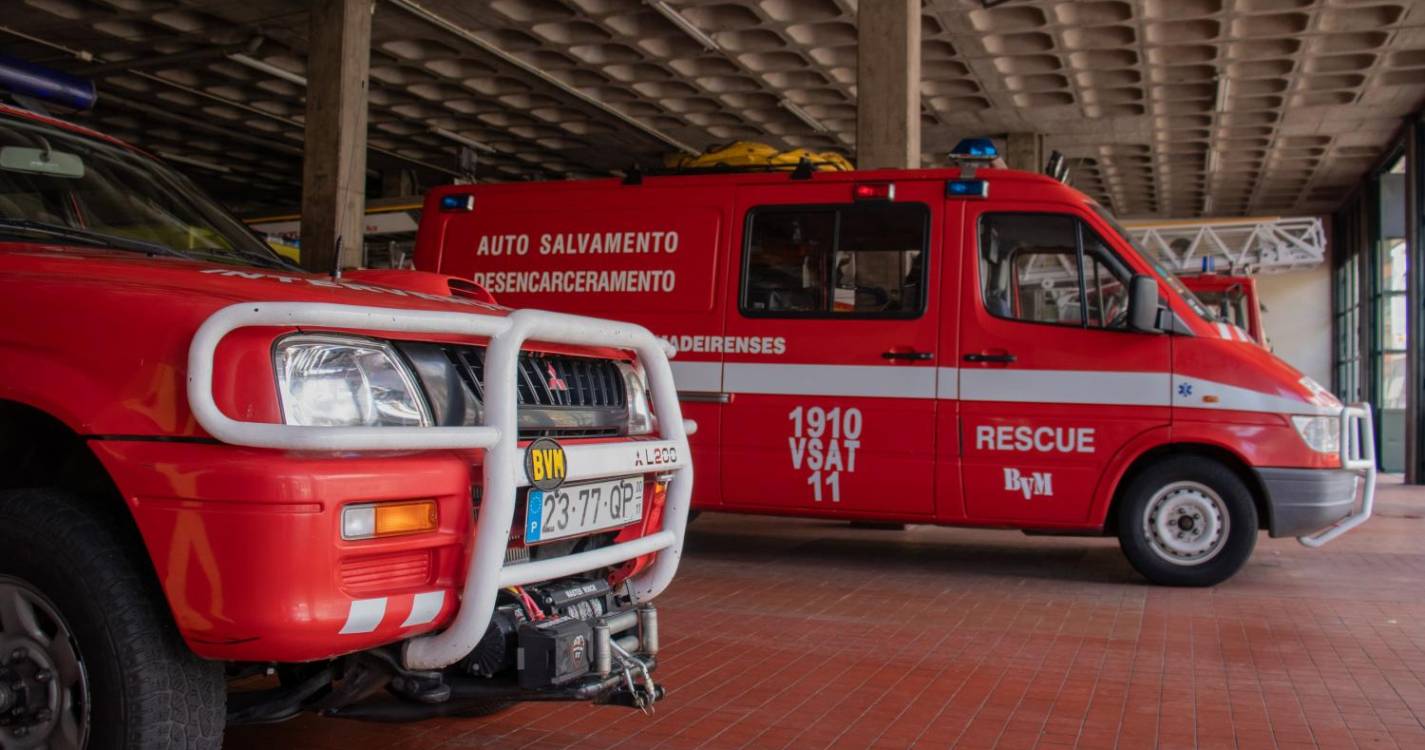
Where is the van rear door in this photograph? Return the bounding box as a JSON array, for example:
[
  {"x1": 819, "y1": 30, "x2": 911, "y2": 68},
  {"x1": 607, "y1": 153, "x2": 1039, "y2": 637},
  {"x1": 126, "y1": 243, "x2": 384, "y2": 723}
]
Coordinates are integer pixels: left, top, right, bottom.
[
  {"x1": 958, "y1": 206, "x2": 1172, "y2": 526},
  {"x1": 415, "y1": 181, "x2": 731, "y2": 508},
  {"x1": 718, "y1": 179, "x2": 943, "y2": 518}
]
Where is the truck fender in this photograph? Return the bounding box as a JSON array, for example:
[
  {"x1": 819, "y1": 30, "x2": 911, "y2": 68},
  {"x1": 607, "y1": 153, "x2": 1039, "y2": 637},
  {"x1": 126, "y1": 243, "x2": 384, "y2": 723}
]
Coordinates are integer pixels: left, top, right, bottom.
[{"x1": 0, "y1": 345, "x2": 113, "y2": 434}]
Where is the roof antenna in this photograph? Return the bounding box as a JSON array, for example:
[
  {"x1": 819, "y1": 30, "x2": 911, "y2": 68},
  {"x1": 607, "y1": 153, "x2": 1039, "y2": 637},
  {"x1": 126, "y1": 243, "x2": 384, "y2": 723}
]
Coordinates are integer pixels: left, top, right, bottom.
[
  {"x1": 331, "y1": 235, "x2": 343, "y2": 280},
  {"x1": 790, "y1": 156, "x2": 814, "y2": 181}
]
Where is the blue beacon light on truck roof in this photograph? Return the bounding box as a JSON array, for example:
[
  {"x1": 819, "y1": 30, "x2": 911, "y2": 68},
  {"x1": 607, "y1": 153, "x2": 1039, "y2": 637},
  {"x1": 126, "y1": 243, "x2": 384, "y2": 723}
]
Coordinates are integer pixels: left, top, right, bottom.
[{"x1": 0, "y1": 55, "x2": 97, "y2": 111}]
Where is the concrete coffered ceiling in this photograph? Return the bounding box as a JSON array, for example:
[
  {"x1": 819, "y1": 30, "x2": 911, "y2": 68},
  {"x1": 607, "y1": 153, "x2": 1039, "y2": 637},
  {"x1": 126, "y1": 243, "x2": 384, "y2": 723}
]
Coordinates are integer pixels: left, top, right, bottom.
[{"x1": 5, "y1": 0, "x2": 1425, "y2": 219}]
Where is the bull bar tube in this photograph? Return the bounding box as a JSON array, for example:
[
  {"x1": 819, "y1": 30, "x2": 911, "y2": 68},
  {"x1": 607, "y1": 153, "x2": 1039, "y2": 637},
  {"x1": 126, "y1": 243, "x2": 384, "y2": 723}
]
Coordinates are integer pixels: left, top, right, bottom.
[
  {"x1": 1297, "y1": 402, "x2": 1375, "y2": 548},
  {"x1": 186, "y1": 302, "x2": 693, "y2": 670}
]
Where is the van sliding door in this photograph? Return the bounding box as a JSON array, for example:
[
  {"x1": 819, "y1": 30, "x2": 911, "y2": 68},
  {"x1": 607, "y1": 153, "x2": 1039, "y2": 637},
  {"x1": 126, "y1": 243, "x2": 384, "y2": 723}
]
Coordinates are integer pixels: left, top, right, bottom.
[{"x1": 719, "y1": 180, "x2": 943, "y2": 518}]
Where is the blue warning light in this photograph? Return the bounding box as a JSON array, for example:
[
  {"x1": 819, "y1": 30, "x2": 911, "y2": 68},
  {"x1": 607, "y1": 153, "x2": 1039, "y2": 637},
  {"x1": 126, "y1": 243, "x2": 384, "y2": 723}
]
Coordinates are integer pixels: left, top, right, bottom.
[
  {"x1": 946, "y1": 179, "x2": 989, "y2": 199},
  {"x1": 950, "y1": 138, "x2": 999, "y2": 159}
]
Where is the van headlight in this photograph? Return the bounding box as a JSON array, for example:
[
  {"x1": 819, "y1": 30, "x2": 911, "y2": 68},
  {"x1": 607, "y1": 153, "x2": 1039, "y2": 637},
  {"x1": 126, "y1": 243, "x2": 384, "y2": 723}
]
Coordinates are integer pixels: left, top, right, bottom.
[
  {"x1": 274, "y1": 335, "x2": 431, "y2": 427},
  {"x1": 616, "y1": 361, "x2": 656, "y2": 436},
  {"x1": 1291, "y1": 415, "x2": 1340, "y2": 455}
]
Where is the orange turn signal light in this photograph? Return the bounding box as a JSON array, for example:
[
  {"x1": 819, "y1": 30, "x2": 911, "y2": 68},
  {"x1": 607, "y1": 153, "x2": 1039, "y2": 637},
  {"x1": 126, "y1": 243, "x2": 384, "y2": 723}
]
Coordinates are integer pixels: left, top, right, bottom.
[{"x1": 342, "y1": 500, "x2": 438, "y2": 540}]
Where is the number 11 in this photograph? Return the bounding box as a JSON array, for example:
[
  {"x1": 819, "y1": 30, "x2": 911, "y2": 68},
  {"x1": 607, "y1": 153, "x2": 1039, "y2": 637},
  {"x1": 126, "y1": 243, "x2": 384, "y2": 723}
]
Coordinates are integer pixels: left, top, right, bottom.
[{"x1": 807, "y1": 471, "x2": 841, "y2": 503}]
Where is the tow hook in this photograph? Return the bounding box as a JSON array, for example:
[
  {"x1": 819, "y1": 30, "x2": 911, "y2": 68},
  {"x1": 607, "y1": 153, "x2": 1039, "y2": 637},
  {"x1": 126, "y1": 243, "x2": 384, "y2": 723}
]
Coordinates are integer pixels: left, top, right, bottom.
[{"x1": 605, "y1": 641, "x2": 661, "y2": 714}]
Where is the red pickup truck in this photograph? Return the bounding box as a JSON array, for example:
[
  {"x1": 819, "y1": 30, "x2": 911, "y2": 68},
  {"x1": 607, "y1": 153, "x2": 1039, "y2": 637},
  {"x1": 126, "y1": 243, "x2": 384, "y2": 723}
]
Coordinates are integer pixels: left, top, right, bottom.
[{"x1": 0, "y1": 84, "x2": 690, "y2": 745}]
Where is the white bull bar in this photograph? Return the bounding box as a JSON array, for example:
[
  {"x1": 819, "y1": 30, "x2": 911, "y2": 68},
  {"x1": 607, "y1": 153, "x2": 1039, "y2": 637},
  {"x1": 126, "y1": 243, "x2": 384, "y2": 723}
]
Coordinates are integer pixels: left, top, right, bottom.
[
  {"x1": 186, "y1": 302, "x2": 693, "y2": 670},
  {"x1": 1298, "y1": 402, "x2": 1375, "y2": 547}
]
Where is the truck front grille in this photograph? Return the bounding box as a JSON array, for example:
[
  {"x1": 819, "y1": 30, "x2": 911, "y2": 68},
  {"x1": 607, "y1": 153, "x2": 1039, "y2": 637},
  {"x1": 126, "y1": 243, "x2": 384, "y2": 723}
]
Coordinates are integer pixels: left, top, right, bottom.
[
  {"x1": 395, "y1": 341, "x2": 629, "y2": 439},
  {"x1": 446, "y1": 347, "x2": 627, "y2": 410}
]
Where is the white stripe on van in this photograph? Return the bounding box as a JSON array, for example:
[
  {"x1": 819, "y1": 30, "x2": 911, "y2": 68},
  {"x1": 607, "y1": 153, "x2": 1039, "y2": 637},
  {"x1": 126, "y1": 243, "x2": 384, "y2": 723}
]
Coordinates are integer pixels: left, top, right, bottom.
[
  {"x1": 1172, "y1": 375, "x2": 1338, "y2": 416},
  {"x1": 672, "y1": 362, "x2": 1336, "y2": 417},
  {"x1": 960, "y1": 369, "x2": 1171, "y2": 406},
  {"x1": 670, "y1": 361, "x2": 722, "y2": 392},
  {"x1": 937, "y1": 367, "x2": 959, "y2": 399},
  {"x1": 723, "y1": 363, "x2": 938, "y2": 399}
]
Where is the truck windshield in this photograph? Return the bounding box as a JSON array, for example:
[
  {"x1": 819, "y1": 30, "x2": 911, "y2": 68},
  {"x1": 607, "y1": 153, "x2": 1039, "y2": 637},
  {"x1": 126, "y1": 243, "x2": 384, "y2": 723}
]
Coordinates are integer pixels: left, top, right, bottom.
[
  {"x1": 0, "y1": 112, "x2": 291, "y2": 269},
  {"x1": 1088, "y1": 203, "x2": 1217, "y2": 322}
]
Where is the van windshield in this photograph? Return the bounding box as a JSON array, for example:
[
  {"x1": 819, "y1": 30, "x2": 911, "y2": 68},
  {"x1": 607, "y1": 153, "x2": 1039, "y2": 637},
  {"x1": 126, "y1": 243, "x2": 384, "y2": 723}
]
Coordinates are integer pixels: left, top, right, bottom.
[{"x1": 1088, "y1": 203, "x2": 1217, "y2": 322}]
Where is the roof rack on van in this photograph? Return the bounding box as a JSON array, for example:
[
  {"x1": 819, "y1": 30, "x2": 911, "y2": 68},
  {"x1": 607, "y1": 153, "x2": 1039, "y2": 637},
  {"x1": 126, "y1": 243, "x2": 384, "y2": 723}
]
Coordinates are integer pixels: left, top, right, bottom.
[{"x1": 621, "y1": 156, "x2": 849, "y2": 185}]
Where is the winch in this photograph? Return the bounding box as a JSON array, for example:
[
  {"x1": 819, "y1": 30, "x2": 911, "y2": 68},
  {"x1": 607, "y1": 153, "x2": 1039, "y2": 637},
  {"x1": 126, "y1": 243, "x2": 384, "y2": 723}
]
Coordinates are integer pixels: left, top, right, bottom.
[{"x1": 458, "y1": 575, "x2": 660, "y2": 712}]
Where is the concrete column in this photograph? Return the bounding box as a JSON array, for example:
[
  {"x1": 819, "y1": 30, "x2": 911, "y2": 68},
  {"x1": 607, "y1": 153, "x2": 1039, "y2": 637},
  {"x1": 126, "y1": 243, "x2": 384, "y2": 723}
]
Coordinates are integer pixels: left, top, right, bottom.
[
  {"x1": 856, "y1": 0, "x2": 919, "y2": 170},
  {"x1": 300, "y1": 0, "x2": 373, "y2": 273},
  {"x1": 1004, "y1": 132, "x2": 1044, "y2": 173}
]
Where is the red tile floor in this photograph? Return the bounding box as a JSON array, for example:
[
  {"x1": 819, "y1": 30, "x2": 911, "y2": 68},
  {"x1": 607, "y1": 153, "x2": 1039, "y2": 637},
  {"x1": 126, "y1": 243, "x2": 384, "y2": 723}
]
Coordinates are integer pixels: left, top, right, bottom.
[{"x1": 226, "y1": 478, "x2": 1425, "y2": 749}]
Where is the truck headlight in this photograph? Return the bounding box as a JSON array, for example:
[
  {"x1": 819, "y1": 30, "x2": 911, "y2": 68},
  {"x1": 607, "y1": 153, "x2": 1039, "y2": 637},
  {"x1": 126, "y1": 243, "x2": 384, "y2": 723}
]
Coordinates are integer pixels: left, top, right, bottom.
[
  {"x1": 616, "y1": 361, "x2": 656, "y2": 436},
  {"x1": 1291, "y1": 415, "x2": 1340, "y2": 455},
  {"x1": 274, "y1": 335, "x2": 431, "y2": 427}
]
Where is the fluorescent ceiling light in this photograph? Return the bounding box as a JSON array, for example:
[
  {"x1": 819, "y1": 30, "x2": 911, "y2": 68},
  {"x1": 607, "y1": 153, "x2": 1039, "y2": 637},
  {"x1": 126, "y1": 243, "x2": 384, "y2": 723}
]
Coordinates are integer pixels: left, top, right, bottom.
[
  {"x1": 780, "y1": 99, "x2": 828, "y2": 133},
  {"x1": 228, "y1": 53, "x2": 307, "y2": 86},
  {"x1": 649, "y1": 1, "x2": 720, "y2": 51},
  {"x1": 432, "y1": 127, "x2": 497, "y2": 154}
]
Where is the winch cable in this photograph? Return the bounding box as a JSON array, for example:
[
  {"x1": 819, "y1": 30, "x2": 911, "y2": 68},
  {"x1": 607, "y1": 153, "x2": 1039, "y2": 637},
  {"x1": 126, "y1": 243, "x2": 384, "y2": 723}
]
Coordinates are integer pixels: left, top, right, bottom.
[{"x1": 505, "y1": 586, "x2": 545, "y2": 620}]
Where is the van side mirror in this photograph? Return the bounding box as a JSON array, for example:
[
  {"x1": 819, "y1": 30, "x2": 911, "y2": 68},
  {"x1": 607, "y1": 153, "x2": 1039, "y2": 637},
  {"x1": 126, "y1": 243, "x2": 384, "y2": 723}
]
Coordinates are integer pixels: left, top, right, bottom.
[{"x1": 1128, "y1": 274, "x2": 1161, "y2": 333}]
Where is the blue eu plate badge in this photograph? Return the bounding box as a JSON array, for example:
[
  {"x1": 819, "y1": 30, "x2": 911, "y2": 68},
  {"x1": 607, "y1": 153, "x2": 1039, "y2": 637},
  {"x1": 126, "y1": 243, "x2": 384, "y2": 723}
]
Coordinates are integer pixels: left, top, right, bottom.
[{"x1": 526, "y1": 489, "x2": 545, "y2": 543}]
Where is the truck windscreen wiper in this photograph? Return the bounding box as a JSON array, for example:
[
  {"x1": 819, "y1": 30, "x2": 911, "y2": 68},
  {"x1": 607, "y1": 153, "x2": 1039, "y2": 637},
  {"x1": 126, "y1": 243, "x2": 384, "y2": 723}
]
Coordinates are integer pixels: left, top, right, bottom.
[{"x1": 0, "y1": 219, "x2": 186, "y2": 259}]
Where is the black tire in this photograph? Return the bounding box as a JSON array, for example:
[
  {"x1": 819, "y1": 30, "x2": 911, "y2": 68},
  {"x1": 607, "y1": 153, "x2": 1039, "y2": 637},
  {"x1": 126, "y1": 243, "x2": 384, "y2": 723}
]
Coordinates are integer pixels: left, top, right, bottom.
[
  {"x1": 1115, "y1": 456, "x2": 1258, "y2": 587},
  {"x1": 0, "y1": 489, "x2": 225, "y2": 748}
]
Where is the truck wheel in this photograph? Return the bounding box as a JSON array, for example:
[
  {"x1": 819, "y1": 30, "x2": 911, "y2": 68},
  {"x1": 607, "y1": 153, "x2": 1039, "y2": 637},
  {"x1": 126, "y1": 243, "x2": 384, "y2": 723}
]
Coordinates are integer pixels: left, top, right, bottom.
[
  {"x1": 1115, "y1": 456, "x2": 1258, "y2": 587},
  {"x1": 0, "y1": 489, "x2": 225, "y2": 748}
]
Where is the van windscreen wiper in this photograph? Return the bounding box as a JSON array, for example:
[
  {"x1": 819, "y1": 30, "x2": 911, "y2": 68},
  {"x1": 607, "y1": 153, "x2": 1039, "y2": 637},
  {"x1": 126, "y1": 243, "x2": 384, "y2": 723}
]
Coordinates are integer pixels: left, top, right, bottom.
[{"x1": 0, "y1": 219, "x2": 185, "y2": 259}]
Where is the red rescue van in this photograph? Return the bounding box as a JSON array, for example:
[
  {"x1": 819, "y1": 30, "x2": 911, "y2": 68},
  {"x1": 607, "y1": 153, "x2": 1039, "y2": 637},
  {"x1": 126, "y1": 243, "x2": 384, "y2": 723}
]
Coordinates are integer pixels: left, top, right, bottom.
[
  {"x1": 0, "y1": 61, "x2": 688, "y2": 745},
  {"x1": 415, "y1": 144, "x2": 1374, "y2": 587}
]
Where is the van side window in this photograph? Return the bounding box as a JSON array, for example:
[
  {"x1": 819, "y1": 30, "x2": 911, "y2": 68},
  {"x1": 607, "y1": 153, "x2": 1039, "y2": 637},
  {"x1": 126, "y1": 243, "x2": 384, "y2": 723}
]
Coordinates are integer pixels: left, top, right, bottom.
[
  {"x1": 979, "y1": 213, "x2": 1133, "y2": 329},
  {"x1": 742, "y1": 203, "x2": 928, "y2": 318}
]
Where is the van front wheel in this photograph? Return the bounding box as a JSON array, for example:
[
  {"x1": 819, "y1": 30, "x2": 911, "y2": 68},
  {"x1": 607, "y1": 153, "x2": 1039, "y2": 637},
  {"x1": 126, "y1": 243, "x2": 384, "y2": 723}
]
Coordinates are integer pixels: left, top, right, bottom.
[{"x1": 1116, "y1": 456, "x2": 1258, "y2": 586}]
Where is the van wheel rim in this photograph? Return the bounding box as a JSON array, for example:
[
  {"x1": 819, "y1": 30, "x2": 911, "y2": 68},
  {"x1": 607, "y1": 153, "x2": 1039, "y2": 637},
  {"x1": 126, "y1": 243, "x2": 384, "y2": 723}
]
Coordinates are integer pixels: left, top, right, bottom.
[
  {"x1": 0, "y1": 576, "x2": 89, "y2": 750},
  {"x1": 1142, "y1": 482, "x2": 1229, "y2": 566}
]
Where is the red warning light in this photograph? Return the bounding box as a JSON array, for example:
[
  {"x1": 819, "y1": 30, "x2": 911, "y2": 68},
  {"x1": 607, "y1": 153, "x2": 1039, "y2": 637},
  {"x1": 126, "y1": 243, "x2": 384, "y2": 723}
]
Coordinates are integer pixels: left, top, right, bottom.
[{"x1": 852, "y1": 182, "x2": 895, "y2": 201}]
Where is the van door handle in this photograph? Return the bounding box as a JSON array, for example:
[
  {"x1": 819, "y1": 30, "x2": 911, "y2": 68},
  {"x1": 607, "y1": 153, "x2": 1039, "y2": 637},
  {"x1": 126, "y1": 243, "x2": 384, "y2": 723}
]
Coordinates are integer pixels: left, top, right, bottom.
[
  {"x1": 882, "y1": 350, "x2": 933, "y2": 361},
  {"x1": 963, "y1": 352, "x2": 1016, "y2": 363}
]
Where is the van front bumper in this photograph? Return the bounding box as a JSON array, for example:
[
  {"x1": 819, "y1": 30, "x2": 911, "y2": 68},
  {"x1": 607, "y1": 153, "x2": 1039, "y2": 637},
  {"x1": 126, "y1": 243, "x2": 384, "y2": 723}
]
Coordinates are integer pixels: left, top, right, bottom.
[
  {"x1": 1260, "y1": 468, "x2": 1360, "y2": 537},
  {"x1": 1264, "y1": 402, "x2": 1376, "y2": 546}
]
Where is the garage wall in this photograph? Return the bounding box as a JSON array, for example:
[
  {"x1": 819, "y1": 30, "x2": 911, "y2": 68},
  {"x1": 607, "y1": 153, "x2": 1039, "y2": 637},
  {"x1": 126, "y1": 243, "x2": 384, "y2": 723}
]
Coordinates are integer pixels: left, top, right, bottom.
[{"x1": 1256, "y1": 266, "x2": 1332, "y2": 386}]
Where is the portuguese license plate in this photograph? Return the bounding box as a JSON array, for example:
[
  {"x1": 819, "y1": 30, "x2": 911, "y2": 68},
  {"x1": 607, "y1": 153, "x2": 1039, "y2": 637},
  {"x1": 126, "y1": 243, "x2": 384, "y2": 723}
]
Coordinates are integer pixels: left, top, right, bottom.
[{"x1": 524, "y1": 476, "x2": 644, "y2": 544}]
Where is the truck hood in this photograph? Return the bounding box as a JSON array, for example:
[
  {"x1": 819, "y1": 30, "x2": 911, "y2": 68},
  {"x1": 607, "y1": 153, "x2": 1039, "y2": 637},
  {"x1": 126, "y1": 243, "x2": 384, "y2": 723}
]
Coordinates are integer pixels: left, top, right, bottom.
[
  {"x1": 1, "y1": 243, "x2": 509, "y2": 315},
  {"x1": 0, "y1": 243, "x2": 631, "y2": 438}
]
